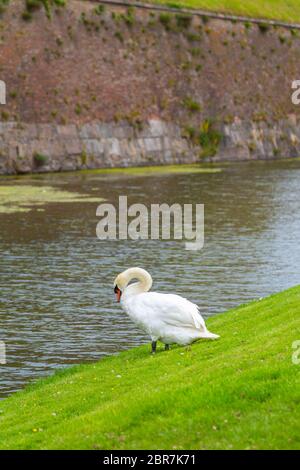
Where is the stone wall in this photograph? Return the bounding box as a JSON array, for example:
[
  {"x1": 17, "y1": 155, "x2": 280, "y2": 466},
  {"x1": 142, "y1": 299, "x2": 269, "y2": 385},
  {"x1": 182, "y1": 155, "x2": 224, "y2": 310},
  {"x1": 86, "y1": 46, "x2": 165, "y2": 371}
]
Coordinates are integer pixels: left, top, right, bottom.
[
  {"x1": 1, "y1": 115, "x2": 300, "y2": 174},
  {"x1": 1, "y1": 1, "x2": 300, "y2": 173},
  {"x1": 218, "y1": 115, "x2": 300, "y2": 161},
  {"x1": 0, "y1": 119, "x2": 194, "y2": 174}
]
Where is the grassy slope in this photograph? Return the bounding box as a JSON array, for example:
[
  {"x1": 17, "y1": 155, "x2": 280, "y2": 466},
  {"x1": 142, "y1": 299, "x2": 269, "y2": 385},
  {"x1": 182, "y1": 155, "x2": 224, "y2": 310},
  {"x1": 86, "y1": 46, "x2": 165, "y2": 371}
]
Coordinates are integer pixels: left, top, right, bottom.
[
  {"x1": 149, "y1": 0, "x2": 300, "y2": 23},
  {"x1": 0, "y1": 286, "x2": 300, "y2": 450}
]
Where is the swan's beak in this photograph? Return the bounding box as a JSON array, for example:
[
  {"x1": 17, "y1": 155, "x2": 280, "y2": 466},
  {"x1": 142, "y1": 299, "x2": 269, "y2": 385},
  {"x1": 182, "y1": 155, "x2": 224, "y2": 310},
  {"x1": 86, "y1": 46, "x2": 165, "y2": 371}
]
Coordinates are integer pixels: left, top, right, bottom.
[{"x1": 114, "y1": 285, "x2": 122, "y2": 303}]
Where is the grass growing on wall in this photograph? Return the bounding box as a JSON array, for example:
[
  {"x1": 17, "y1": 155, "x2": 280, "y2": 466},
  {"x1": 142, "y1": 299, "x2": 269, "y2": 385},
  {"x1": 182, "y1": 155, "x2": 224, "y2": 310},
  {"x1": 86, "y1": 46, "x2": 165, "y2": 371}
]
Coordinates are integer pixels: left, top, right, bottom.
[
  {"x1": 148, "y1": 0, "x2": 300, "y2": 23},
  {"x1": 0, "y1": 285, "x2": 299, "y2": 449}
]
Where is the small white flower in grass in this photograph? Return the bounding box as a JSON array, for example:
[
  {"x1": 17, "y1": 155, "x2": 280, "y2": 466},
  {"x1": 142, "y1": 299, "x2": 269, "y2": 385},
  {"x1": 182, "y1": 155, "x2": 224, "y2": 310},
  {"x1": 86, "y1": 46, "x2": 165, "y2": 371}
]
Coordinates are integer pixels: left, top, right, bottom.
[{"x1": 116, "y1": 374, "x2": 122, "y2": 378}]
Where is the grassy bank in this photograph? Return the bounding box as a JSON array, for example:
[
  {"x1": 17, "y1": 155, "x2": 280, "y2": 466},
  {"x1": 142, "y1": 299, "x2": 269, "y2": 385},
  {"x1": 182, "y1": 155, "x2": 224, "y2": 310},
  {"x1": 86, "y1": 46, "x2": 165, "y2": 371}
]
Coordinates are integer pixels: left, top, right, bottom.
[
  {"x1": 149, "y1": 0, "x2": 300, "y2": 23},
  {"x1": 0, "y1": 286, "x2": 300, "y2": 449}
]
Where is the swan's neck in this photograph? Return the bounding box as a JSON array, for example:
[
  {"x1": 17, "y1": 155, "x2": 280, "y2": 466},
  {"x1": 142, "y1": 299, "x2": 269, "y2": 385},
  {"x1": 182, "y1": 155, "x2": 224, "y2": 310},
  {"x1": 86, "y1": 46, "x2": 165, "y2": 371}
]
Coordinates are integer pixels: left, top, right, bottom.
[{"x1": 122, "y1": 268, "x2": 152, "y2": 299}]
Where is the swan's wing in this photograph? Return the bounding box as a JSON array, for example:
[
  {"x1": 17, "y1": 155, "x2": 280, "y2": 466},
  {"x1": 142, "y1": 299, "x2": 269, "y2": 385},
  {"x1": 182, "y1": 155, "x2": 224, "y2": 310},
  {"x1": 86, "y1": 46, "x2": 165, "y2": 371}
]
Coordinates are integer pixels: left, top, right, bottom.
[{"x1": 135, "y1": 292, "x2": 207, "y2": 331}]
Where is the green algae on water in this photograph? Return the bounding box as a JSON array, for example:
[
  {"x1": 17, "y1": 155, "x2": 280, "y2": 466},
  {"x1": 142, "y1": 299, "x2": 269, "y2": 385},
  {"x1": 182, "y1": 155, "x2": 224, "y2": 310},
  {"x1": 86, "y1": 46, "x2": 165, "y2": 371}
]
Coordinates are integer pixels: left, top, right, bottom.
[
  {"x1": 0, "y1": 185, "x2": 103, "y2": 214},
  {"x1": 79, "y1": 164, "x2": 222, "y2": 178}
]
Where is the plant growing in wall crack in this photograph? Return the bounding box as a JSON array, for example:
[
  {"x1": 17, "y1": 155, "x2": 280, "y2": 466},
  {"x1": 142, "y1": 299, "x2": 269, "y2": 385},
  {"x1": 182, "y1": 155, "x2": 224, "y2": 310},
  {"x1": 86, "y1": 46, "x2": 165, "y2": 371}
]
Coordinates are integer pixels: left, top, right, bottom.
[
  {"x1": 183, "y1": 119, "x2": 222, "y2": 158},
  {"x1": 33, "y1": 152, "x2": 48, "y2": 167},
  {"x1": 22, "y1": 0, "x2": 66, "y2": 21},
  {"x1": 198, "y1": 119, "x2": 222, "y2": 157},
  {"x1": 182, "y1": 96, "x2": 201, "y2": 113}
]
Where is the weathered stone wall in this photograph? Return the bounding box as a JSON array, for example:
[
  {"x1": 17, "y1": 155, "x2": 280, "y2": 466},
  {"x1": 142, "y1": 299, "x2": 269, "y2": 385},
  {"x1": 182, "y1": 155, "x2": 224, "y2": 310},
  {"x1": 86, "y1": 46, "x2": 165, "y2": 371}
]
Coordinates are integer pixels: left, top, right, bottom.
[
  {"x1": 218, "y1": 114, "x2": 300, "y2": 161},
  {"x1": 1, "y1": 115, "x2": 300, "y2": 174},
  {"x1": 1, "y1": 1, "x2": 300, "y2": 173},
  {"x1": 0, "y1": 119, "x2": 194, "y2": 174}
]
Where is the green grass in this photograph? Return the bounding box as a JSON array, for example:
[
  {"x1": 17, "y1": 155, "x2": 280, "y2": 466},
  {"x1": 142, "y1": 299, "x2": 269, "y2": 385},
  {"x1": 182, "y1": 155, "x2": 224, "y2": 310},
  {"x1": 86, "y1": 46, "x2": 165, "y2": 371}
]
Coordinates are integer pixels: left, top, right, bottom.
[
  {"x1": 149, "y1": 0, "x2": 300, "y2": 23},
  {"x1": 0, "y1": 286, "x2": 300, "y2": 449}
]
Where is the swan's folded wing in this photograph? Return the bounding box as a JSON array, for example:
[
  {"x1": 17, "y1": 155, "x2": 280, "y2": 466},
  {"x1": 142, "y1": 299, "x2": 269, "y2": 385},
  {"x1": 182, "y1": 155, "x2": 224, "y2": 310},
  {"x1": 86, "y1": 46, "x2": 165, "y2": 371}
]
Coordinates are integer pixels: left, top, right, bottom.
[{"x1": 136, "y1": 292, "x2": 206, "y2": 331}]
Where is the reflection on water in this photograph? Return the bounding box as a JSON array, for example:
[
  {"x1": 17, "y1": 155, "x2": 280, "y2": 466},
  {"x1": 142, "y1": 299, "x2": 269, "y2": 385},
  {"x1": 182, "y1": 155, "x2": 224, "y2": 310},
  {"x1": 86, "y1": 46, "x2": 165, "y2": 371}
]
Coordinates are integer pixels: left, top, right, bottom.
[{"x1": 0, "y1": 160, "x2": 300, "y2": 398}]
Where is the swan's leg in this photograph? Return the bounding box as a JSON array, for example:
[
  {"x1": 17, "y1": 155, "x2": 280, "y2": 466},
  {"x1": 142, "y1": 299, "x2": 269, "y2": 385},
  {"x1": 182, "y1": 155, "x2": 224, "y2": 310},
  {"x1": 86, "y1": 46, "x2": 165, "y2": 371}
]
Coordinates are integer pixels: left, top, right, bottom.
[
  {"x1": 151, "y1": 341, "x2": 157, "y2": 354},
  {"x1": 165, "y1": 344, "x2": 170, "y2": 351}
]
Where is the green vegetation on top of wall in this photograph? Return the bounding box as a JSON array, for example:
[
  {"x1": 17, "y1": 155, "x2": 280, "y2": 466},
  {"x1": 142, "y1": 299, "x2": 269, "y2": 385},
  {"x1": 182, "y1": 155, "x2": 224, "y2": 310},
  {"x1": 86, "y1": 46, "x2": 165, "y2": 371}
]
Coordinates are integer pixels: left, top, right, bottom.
[
  {"x1": 2, "y1": 1, "x2": 300, "y2": 24},
  {"x1": 0, "y1": 285, "x2": 299, "y2": 449},
  {"x1": 148, "y1": 0, "x2": 300, "y2": 23},
  {"x1": 1, "y1": 0, "x2": 67, "y2": 21}
]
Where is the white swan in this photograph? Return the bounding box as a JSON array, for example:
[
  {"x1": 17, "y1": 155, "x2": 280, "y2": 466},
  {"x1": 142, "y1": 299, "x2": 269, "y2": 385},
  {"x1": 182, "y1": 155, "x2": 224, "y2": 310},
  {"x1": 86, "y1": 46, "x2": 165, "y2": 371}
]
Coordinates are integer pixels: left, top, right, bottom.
[{"x1": 113, "y1": 267, "x2": 219, "y2": 353}]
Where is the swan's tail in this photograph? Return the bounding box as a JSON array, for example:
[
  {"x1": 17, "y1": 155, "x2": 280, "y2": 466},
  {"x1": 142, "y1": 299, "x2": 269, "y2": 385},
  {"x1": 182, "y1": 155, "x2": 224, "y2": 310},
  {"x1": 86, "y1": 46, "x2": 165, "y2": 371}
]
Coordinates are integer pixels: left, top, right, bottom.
[{"x1": 199, "y1": 330, "x2": 220, "y2": 340}]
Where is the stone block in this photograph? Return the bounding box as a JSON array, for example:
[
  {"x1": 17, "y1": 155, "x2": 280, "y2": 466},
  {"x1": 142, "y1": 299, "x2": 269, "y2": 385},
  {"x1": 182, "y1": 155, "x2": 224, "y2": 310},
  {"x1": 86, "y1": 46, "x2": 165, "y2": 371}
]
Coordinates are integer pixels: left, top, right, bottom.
[
  {"x1": 26, "y1": 124, "x2": 39, "y2": 140},
  {"x1": 80, "y1": 121, "x2": 114, "y2": 140},
  {"x1": 12, "y1": 157, "x2": 33, "y2": 174},
  {"x1": 113, "y1": 124, "x2": 134, "y2": 140},
  {"x1": 144, "y1": 138, "x2": 162, "y2": 152},
  {"x1": 79, "y1": 122, "x2": 101, "y2": 139},
  {"x1": 148, "y1": 119, "x2": 166, "y2": 137},
  {"x1": 162, "y1": 137, "x2": 171, "y2": 151},
  {"x1": 165, "y1": 122, "x2": 181, "y2": 138},
  {"x1": 84, "y1": 139, "x2": 104, "y2": 156},
  {"x1": 38, "y1": 124, "x2": 57, "y2": 140},
  {"x1": 64, "y1": 139, "x2": 82, "y2": 155},
  {"x1": 8, "y1": 144, "x2": 18, "y2": 159},
  {"x1": 0, "y1": 122, "x2": 16, "y2": 134},
  {"x1": 57, "y1": 124, "x2": 78, "y2": 138},
  {"x1": 29, "y1": 139, "x2": 52, "y2": 157},
  {"x1": 104, "y1": 138, "x2": 121, "y2": 156}
]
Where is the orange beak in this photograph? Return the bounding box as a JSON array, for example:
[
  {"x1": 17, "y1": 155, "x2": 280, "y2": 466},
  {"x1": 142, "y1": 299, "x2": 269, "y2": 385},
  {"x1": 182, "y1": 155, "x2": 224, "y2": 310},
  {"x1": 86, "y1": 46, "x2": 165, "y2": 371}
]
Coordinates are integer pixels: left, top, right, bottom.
[{"x1": 114, "y1": 285, "x2": 122, "y2": 303}]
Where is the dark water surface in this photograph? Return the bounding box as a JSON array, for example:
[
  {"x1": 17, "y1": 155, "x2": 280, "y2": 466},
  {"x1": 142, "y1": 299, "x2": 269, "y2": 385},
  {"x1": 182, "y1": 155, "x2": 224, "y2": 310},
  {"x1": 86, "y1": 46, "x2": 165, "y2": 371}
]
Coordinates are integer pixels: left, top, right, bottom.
[{"x1": 0, "y1": 160, "x2": 300, "y2": 398}]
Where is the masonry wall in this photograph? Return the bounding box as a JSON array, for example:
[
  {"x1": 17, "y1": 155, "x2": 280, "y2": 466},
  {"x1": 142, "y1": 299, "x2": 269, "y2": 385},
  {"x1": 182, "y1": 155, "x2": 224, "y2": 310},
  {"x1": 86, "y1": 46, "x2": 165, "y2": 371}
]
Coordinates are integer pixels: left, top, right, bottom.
[
  {"x1": 0, "y1": 119, "x2": 194, "y2": 173},
  {"x1": 1, "y1": 0, "x2": 300, "y2": 173},
  {"x1": 2, "y1": 115, "x2": 300, "y2": 174}
]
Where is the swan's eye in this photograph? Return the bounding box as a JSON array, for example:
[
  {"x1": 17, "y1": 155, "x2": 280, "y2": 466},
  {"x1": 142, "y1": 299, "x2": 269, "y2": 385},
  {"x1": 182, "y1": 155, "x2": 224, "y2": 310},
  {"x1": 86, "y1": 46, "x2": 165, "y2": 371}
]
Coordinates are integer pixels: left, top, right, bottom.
[{"x1": 114, "y1": 285, "x2": 122, "y2": 302}]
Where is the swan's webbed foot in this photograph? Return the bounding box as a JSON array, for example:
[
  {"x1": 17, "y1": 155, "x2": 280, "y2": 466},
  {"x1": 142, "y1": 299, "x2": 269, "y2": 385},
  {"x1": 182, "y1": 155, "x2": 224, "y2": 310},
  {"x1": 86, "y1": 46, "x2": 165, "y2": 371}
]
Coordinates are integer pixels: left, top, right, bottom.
[
  {"x1": 151, "y1": 341, "x2": 157, "y2": 354},
  {"x1": 165, "y1": 344, "x2": 170, "y2": 351}
]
